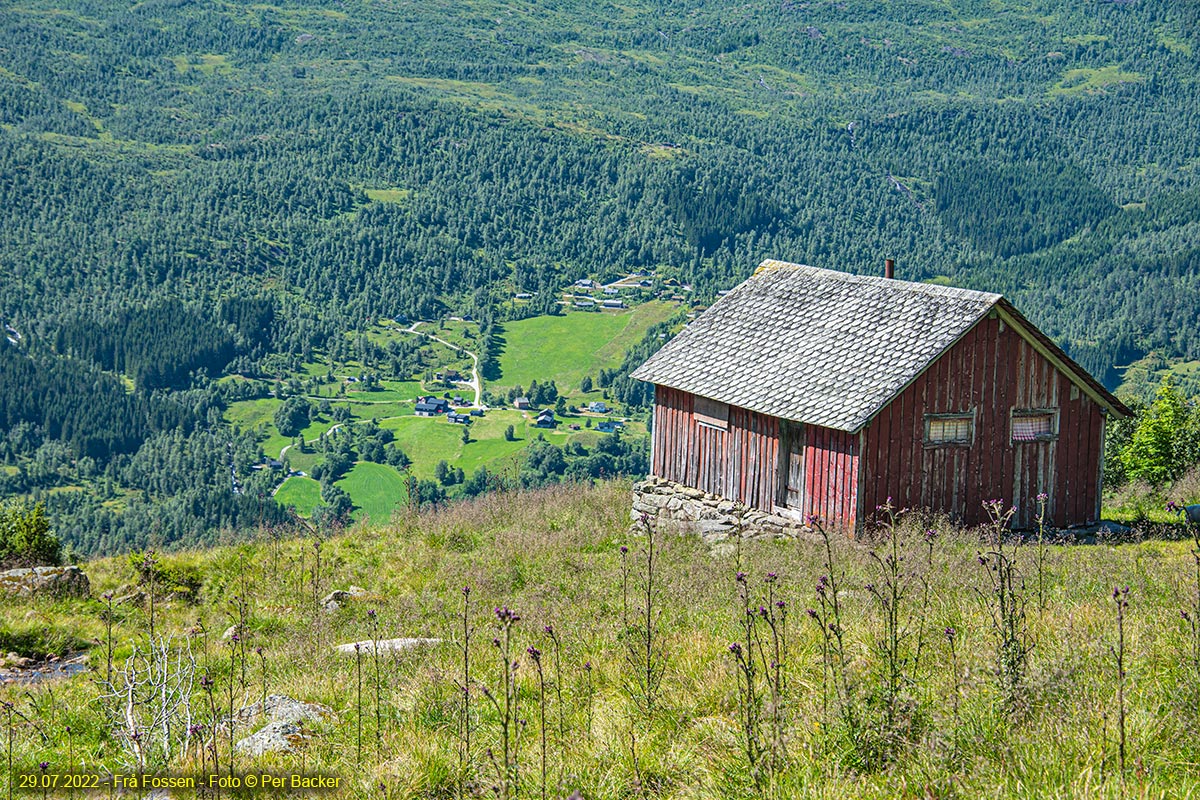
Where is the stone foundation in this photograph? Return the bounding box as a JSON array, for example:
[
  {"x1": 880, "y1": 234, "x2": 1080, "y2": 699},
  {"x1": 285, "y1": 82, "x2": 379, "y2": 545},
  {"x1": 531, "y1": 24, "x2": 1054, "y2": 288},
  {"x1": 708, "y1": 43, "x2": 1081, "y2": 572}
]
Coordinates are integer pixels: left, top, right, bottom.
[{"x1": 631, "y1": 477, "x2": 815, "y2": 545}]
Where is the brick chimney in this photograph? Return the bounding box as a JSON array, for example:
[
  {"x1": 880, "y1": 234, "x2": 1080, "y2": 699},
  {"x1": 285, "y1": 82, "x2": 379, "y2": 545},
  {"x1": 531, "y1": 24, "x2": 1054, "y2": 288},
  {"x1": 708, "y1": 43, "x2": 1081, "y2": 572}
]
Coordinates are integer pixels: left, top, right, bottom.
[{"x1": 884, "y1": 258, "x2": 895, "y2": 279}]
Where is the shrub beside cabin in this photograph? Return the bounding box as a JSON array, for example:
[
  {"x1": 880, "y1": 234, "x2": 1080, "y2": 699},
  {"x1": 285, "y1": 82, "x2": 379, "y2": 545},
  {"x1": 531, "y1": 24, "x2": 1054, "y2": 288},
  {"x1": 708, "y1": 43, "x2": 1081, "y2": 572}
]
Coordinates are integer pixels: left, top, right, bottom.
[{"x1": 630, "y1": 260, "x2": 1131, "y2": 535}]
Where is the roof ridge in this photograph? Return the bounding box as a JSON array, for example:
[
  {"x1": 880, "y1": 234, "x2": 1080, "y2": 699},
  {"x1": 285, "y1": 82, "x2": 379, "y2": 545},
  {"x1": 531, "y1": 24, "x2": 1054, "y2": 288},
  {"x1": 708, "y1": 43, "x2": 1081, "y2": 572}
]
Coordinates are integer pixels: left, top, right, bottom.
[{"x1": 752, "y1": 259, "x2": 1002, "y2": 303}]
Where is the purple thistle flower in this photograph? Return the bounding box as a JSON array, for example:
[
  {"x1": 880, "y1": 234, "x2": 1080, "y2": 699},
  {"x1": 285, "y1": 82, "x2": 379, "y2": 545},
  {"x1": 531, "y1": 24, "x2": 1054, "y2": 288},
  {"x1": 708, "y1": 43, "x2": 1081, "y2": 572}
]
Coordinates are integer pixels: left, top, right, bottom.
[
  {"x1": 1167, "y1": 501, "x2": 1181, "y2": 515},
  {"x1": 39, "y1": 761, "x2": 49, "y2": 771},
  {"x1": 804, "y1": 514, "x2": 819, "y2": 527},
  {"x1": 924, "y1": 528, "x2": 937, "y2": 543},
  {"x1": 1036, "y1": 492, "x2": 1048, "y2": 502},
  {"x1": 584, "y1": 661, "x2": 592, "y2": 671},
  {"x1": 728, "y1": 642, "x2": 742, "y2": 656},
  {"x1": 367, "y1": 608, "x2": 377, "y2": 620},
  {"x1": 776, "y1": 600, "x2": 786, "y2": 610},
  {"x1": 255, "y1": 646, "x2": 263, "y2": 656},
  {"x1": 544, "y1": 624, "x2": 554, "y2": 636},
  {"x1": 526, "y1": 646, "x2": 542, "y2": 662},
  {"x1": 463, "y1": 585, "x2": 471, "y2": 597},
  {"x1": 230, "y1": 633, "x2": 240, "y2": 643},
  {"x1": 736, "y1": 571, "x2": 746, "y2": 583},
  {"x1": 806, "y1": 608, "x2": 818, "y2": 619},
  {"x1": 619, "y1": 545, "x2": 629, "y2": 555},
  {"x1": 765, "y1": 572, "x2": 778, "y2": 582},
  {"x1": 944, "y1": 626, "x2": 956, "y2": 641}
]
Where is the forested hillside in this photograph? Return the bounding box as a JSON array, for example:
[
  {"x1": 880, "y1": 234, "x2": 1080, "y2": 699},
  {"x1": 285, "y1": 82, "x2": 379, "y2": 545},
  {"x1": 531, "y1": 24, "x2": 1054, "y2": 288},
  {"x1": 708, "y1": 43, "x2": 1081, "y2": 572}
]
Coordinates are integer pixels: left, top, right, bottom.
[{"x1": 2, "y1": 0, "x2": 1200, "y2": 553}]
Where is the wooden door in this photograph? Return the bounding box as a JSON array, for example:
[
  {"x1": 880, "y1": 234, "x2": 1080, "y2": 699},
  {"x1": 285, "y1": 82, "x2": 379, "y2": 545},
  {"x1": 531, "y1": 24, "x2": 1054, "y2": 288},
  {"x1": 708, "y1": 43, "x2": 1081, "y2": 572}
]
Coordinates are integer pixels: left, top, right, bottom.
[{"x1": 779, "y1": 421, "x2": 806, "y2": 509}]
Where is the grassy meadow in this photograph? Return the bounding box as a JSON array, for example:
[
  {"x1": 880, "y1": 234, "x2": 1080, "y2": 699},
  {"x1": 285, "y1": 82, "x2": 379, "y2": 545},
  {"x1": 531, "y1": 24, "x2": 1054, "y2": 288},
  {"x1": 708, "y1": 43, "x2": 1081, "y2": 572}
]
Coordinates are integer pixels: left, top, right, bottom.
[
  {"x1": 4, "y1": 482, "x2": 1200, "y2": 798},
  {"x1": 494, "y1": 302, "x2": 676, "y2": 394}
]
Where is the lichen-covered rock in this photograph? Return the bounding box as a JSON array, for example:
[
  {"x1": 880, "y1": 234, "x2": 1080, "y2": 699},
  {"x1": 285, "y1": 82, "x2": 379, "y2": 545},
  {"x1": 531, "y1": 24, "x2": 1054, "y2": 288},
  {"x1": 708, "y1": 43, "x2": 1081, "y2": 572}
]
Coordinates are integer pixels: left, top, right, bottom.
[
  {"x1": 234, "y1": 694, "x2": 333, "y2": 726},
  {"x1": 0, "y1": 566, "x2": 89, "y2": 598},
  {"x1": 235, "y1": 721, "x2": 308, "y2": 756},
  {"x1": 320, "y1": 585, "x2": 366, "y2": 612}
]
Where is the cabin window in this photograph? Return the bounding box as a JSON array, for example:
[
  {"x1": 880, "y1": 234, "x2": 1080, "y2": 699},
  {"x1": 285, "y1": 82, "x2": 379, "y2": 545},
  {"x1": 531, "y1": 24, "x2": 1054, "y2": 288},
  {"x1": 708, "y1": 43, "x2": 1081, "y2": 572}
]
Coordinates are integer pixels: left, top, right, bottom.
[
  {"x1": 924, "y1": 413, "x2": 973, "y2": 446},
  {"x1": 694, "y1": 396, "x2": 729, "y2": 431},
  {"x1": 1011, "y1": 409, "x2": 1058, "y2": 442}
]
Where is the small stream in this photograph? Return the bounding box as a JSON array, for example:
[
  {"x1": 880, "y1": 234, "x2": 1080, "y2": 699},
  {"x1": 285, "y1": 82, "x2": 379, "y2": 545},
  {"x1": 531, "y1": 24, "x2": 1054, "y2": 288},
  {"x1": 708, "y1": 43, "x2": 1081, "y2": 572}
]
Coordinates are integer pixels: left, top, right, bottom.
[{"x1": 0, "y1": 654, "x2": 89, "y2": 685}]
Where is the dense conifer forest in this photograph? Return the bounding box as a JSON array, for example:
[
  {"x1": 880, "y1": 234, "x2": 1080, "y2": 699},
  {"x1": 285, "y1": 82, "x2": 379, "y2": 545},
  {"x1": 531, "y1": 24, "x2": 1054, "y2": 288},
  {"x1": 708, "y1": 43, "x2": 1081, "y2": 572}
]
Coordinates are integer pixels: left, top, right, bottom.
[{"x1": 2, "y1": 0, "x2": 1200, "y2": 552}]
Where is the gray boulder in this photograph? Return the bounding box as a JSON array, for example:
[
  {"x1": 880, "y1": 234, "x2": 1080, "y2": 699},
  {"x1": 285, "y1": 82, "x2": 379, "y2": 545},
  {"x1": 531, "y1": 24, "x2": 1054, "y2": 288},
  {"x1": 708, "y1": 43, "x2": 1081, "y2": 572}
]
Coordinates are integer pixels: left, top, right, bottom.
[
  {"x1": 234, "y1": 694, "x2": 333, "y2": 726},
  {"x1": 0, "y1": 566, "x2": 89, "y2": 598},
  {"x1": 235, "y1": 721, "x2": 308, "y2": 756},
  {"x1": 320, "y1": 585, "x2": 366, "y2": 611}
]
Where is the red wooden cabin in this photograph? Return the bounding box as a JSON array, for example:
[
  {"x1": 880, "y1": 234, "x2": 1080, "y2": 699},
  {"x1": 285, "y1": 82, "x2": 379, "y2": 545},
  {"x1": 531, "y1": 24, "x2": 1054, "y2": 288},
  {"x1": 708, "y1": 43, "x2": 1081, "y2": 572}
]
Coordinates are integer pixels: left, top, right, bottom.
[{"x1": 631, "y1": 260, "x2": 1131, "y2": 533}]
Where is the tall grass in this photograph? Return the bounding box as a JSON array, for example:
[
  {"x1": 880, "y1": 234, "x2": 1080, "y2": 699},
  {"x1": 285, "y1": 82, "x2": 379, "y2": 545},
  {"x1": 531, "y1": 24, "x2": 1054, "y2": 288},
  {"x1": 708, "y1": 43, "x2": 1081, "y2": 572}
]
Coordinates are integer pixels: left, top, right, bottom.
[{"x1": 3, "y1": 482, "x2": 1200, "y2": 798}]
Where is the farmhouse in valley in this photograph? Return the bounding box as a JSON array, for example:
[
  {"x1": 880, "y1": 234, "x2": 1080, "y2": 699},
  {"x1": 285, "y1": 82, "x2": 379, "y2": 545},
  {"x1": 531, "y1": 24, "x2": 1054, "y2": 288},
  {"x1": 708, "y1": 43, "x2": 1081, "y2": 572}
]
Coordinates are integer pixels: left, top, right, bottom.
[
  {"x1": 414, "y1": 396, "x2": 449, "y2": 417},
  {"x1": 630, "y1": 259, "x2": 1131, "y2": 536}
]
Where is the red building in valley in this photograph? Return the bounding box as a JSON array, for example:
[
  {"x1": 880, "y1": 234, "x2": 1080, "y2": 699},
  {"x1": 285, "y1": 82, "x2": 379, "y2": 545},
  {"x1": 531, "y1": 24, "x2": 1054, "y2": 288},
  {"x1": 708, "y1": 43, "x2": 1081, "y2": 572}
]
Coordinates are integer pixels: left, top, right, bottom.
[{"x1": 631, "y1": 260, "x2": 1130, "y2": 534}]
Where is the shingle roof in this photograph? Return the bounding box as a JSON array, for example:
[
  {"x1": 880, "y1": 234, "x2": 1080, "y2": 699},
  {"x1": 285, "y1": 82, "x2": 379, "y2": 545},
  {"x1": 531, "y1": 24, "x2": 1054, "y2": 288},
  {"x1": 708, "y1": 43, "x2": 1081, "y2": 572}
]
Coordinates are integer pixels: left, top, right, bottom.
[{"x1": 631, "y1": 260, "x2": 1005, "y2": 432}]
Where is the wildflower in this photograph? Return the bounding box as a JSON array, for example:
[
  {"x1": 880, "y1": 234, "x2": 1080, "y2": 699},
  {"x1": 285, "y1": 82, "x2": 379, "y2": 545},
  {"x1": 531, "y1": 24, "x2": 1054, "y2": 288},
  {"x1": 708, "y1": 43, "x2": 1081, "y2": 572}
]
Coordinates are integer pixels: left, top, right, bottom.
[
  {"x1": 619, "y1": 545, "x2": 629, "y2": 555},
  {"x1": 736, "y1": 571, "x2": 747, "y2": 583},
  {"x1": 776, "y1": 600, "x2": 786, "y2": 610},
  {"x1": 924, "y1": 528, "x2": 937, "y2": 543},
  {"x1": 804, "y1": 514, "x2": 819, "y2": 527},
  {"x1": 1167, "y1": 501, "x2": 1181, "y2": 515},
  {"x1": 39, "y1": 761, "x2": 49, "y2": 772},
  {"x1": 1037, "y1": 492, "x2": 1049, "y2": 502},
  {"x1": 944, "y1": 626, "x2": 956, "y2": 641},
  {"x1": 463, "y1": 585, "x2": 471, "y2": 597},
  {"x1": 765, "y1": 572, "x2": 778, "y2": 583},
  {"x1": 806, "y1": 608, "x2": 818, "y2": 619},
  {"x1": 544, "y1": 624, "x2": 554, "y2": 636},
  {"x1": 728, "y1": 642, "x2": 742, "y2": 656},
  {"x1": 367, "y1": 608, "x2": 377, "y2": 621},
  {"x1": 255, "y1": 646, "x2": 263, "y2": 656},
  {"x1": 526, "y1": 646, "x2": 542, "y2": 663}
]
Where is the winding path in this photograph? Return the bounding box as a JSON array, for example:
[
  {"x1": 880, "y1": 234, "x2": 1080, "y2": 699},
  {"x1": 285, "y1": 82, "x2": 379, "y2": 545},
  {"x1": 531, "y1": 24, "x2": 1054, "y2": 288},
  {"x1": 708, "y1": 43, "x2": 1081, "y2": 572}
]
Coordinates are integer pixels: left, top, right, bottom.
[{"x1": 405, "y1": 322, "x2": 482, "y2": 407}]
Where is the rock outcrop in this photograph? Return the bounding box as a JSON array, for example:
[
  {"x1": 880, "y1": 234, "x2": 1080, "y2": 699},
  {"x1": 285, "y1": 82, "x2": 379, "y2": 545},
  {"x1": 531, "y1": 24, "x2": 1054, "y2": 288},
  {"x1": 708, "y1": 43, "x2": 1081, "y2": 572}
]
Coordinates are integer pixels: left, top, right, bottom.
[{"x1": 0, "y1": 565, "x2": 90, "y2": 598}]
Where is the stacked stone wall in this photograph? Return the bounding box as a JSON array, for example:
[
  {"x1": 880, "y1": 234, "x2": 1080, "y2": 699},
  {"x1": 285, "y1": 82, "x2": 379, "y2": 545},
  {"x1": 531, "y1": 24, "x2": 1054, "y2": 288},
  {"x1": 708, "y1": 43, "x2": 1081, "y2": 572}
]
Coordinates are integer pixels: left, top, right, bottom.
[{"x1": 631, "y1": 477, "x2": 817, "y2": 544}]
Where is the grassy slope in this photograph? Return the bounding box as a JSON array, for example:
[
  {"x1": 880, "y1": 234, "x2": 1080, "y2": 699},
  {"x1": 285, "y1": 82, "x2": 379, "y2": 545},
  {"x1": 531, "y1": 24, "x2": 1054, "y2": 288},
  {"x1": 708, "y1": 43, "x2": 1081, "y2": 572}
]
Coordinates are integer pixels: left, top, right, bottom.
[
  {"x1": 4, "y1": 483, "x2": 1200, "y2": 798},
  {"x1": 494, "y1": 302, "x2": 675, "y2": 393}
]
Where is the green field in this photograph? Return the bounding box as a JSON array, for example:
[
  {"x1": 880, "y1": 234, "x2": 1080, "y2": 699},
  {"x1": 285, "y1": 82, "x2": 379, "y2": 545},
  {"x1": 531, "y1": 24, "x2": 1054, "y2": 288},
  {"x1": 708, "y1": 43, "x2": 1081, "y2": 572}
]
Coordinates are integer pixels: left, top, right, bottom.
[
  {"x1": 335, "y1": 461, "x2": 409, "y2": 524},
  {"x1": 274, "y1": 476, "x2": 321, "y2": 516},
  {"x1": 494, "y1": 302, "x2": 676, "y2": 393}
]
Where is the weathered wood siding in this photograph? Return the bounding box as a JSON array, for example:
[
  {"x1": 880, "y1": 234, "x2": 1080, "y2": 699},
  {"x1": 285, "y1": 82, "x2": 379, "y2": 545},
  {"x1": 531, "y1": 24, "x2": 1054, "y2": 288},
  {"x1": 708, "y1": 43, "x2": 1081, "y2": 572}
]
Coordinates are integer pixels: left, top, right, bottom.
[
  {"x1": 650, "y1": 385, "x2": 780, "y2": 511},
  {"x1": 798, "y1": 424, "x2": 859, "y2": 531},
  {"x1": 859, "y1": 315, "x2": 1105, "y2": 530}
]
